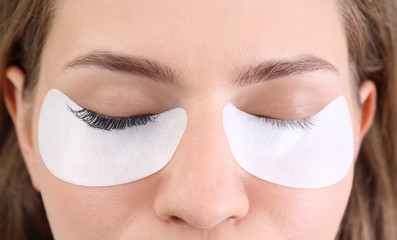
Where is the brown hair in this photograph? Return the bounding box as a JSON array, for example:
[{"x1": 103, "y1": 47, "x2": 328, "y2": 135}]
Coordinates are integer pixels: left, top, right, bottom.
[
  {"x1": 337, "y1": 0, "x2": 397, "y2": 239},
  {"x1": 0, "y1": 0, "x2": 396, "y2": 239},
  {"x1": 0, "y1": 0, "x2": 55, "y2": 239}
]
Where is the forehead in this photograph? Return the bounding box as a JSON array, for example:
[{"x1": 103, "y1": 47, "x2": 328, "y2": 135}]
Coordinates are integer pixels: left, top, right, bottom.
[{"x1": 43, "y1": 0, "x2": 347, "y2": 83}]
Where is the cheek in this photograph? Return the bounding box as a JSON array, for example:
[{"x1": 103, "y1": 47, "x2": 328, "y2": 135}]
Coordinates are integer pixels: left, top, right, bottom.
[
  {"x1": 32, "y1": 138, "x2": 158, "y2": 239},
  {"x1": 245, "y1": 164, "x2": 354, "y2": 239}
]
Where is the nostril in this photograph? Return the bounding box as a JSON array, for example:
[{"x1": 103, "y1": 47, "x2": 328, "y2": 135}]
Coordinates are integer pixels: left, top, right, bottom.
[
  {"x1": 226, "y1": 216, "x2": 239, "y2": 224},
  {"x1": 227, "y1": 216, "x2": 236, "y2": 220},
  {"x1": 169, "y1": 216, "x2": 186, "y2": 225}
]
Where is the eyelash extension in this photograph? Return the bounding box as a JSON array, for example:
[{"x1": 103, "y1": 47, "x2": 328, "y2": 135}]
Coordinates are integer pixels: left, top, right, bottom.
[
  {"x1": 67, "y1": 105, "x2": 158, "y2": 131},
  {"x1": 258, "y1": 116, "x2": 317, "y2": 130}
]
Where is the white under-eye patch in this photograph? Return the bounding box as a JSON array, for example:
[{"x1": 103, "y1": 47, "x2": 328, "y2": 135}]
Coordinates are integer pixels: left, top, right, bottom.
[
  {"x1": 38, "y1": 89, "x2": 187, "y2": 187},
  {"x1": 223, "y1": 97, "x2": 354, "y2": 188}
]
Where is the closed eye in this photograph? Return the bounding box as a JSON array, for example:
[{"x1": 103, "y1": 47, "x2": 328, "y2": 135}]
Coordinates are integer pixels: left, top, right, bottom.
[
  {"x1": 255, "y1": 115, "x2": 317, "y2": 130},
  {"x1": 67, "y1": 105, "x2": 159, "y2": 131}
]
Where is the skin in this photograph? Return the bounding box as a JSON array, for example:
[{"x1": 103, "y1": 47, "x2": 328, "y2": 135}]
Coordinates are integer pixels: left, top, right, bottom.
[{"x1": 3, "y1": 0, "x2": 377, "y2": 239}]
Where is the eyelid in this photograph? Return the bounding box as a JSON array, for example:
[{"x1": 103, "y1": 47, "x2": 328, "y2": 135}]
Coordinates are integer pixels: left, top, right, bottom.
[{"x1": 69, "y1": 105, "x2": 158, "y2": 119}]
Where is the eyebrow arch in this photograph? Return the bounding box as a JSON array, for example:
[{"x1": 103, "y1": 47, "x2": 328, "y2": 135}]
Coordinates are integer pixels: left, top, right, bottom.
[
  {"x1": 63, "y1": 50, "x2": 180, "y2": 86},
  {"x1": 63, "y1": 51, "x2": 339, "y2": 87},
  {"x1": 232, "y1": 55, "x2": 339, "y2": 86}
]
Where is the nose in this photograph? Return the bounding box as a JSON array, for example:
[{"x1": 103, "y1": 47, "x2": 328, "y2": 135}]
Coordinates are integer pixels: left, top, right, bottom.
[{"x1": 154, "y1": 111, "x2": 249, "y2": 230}]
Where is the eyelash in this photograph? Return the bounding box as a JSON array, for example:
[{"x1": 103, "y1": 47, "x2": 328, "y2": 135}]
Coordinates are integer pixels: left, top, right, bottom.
[
  {"x1": 67, "y1": 106, "x2": 159, "y2": 131},
  {"x1": 257, "y1": 116, "x2": 317, "y2": 130}
]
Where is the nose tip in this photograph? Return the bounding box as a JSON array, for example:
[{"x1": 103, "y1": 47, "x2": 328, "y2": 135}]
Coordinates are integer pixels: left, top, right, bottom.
[
  {"x1": 154, "y1": 171, "x2": 249, "y2": 230},
  {"x1": 157, "y1": 194, "x2": 248, "y2": 230}
]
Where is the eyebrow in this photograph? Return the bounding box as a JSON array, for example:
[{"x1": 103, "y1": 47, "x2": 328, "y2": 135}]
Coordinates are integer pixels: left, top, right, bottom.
[
  {"x1": 63, "y1": 51, "x2": 179, "y2": 86},
  {"x1": 232, "y1": 55, "x2": 339, "y2": 86},
  {"x1": 63, "y1": 51, "x2": 339, "y2": 87}
]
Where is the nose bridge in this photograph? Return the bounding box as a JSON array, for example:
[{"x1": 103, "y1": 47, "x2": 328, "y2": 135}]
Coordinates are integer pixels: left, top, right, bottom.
[{"x1": 154, "y1": 105, "x2": 249, "y2": 230}]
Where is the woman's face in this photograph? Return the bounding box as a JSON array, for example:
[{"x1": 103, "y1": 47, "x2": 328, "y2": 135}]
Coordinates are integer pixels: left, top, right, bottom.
[{"x1": 10, "y1": 0, "x2": 376, "y2": 239}]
